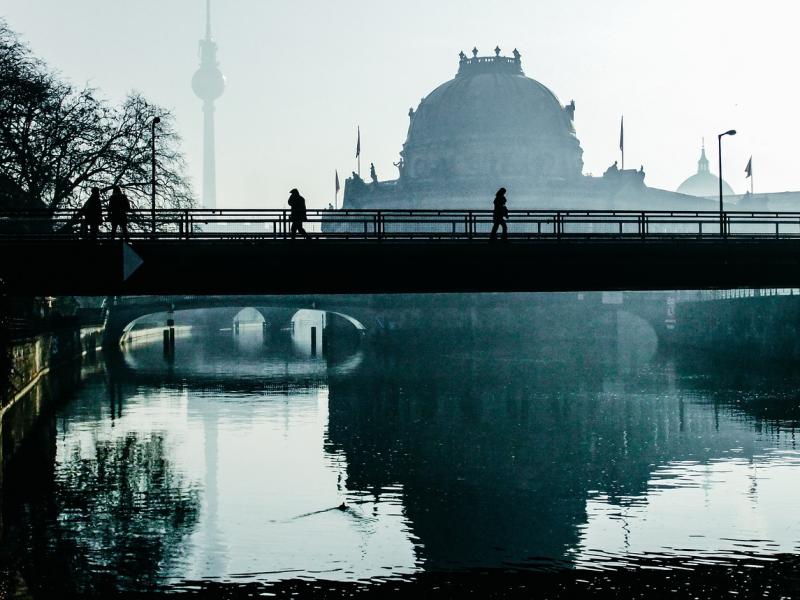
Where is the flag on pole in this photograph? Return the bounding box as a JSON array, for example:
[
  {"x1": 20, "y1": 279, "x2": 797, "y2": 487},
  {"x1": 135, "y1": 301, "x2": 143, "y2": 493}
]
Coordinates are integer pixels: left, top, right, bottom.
[
  {"x1": 745, "y1": 157, "x2": 752, "y2": 178},
  {"x1": 335, "y1": 169, "x2": 340, "y2": 194},
  {"x1": 619, "y1": 116, "x2": 624, "y2": 152},
  {"x1": 356, "y1": 127, "x2": 361, "y2": 158}
]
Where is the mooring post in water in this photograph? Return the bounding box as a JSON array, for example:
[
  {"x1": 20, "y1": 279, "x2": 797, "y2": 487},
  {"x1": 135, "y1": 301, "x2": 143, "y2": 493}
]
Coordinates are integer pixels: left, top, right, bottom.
[
  {"x1": 262, "y1": 321, "x2": 268, "y2": 336},
  {"x1": 234, "y1": 320, "x2": 240, "y2": 335},
  {"x1": 87, "y1": 332, "x2": 97, "y2": 359},
  {"x1": 163, "y1": 329, "x2": 170, "y2": 356},
  {"x1": 311, "y1": 326, "x2": 317, "y2": 356}
]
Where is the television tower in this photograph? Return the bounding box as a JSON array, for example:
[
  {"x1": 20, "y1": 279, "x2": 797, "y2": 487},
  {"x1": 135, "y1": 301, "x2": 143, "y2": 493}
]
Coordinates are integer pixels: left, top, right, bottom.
[{"x1": 191, "y1": 0, "x2": 225, "y2": 209}]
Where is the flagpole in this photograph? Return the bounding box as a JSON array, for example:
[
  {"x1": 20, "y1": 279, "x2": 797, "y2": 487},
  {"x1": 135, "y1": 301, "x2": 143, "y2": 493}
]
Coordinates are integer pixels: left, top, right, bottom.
[
  {"x1": 334, "y1": 169, "x2": 340, "y2": 209},
  {"x1": 751, "y1": 159, "x2": 754, "y2": 195},
  {"x1": 357, "y1": 126, "x2": 361, "y2": 178},
  {"x1": 620, "y1": 116, "x2": 625, "y2": 171}
]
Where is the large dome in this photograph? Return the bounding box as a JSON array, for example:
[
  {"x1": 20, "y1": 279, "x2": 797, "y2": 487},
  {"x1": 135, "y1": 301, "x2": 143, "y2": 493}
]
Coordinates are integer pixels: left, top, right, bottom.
[
  {"x1": 677, "y1": 145, "x2": 734, "y2": 197},
  {"x1": 399, "y1": 48, "x2": 583, "y2": 185}
]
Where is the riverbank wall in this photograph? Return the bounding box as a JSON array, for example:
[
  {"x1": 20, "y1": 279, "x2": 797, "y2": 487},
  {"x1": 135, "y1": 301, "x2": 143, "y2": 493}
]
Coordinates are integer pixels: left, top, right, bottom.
[
  {"x1": 675, "y1": 295, "x2": 800, "y2": 362},
  {"x1": 2, "y1": 327, "x2": 103, "y2": 469}
]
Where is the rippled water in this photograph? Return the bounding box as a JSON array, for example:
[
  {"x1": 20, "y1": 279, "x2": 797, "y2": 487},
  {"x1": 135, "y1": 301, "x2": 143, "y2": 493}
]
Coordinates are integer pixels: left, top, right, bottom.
[{"x1": 3, "y1": 316, "x2": 800, "y2": 596}]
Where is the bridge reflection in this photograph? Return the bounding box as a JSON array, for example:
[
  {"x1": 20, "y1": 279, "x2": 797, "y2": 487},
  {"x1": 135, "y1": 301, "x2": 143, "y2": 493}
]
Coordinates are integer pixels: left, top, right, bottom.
[{"x1": 115, "y1": 323, "x2": 364, "y2": 393}]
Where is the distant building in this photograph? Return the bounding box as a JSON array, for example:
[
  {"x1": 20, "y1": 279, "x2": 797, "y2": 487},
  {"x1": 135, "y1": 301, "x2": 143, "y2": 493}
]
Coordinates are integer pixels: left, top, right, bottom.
[
  {"x1": 676, "y1": 143, "x2": 734, "y2": 198},
  {"x1": 192, "y1": 0, "x2": 225, "y2": 209},
  {"x1": 343, "y1": 48, "x2": 711, "y2": 211}
]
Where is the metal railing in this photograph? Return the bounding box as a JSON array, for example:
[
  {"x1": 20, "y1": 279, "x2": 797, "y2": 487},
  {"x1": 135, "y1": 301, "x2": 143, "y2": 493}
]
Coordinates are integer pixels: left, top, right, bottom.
[
  {"x1": 691, "y1": 288, "x2": 800, "y2": 302},
  {"x1": 4, "y1": 208, "x2": 800, "y2": 241}
]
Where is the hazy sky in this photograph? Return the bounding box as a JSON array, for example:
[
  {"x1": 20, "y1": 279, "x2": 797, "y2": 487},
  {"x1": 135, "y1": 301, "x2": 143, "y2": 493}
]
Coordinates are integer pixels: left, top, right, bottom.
[{"x1": 3, "y1": 0, "x2": 799, "y2": 208}]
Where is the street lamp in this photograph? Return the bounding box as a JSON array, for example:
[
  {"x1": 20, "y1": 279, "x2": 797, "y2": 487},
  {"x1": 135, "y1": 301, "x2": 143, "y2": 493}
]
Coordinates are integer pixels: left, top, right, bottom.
[
  {"x1": 718, "y1": 129, "x2": 736, "y2": 235},
  {"x1": 151, "y1": 116, "x2": 161, "y2": 234}
]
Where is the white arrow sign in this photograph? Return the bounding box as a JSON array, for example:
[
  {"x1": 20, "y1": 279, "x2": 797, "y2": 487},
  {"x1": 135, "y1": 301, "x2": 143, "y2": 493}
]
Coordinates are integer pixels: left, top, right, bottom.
[{"x1": 123, "y1": 243, "x2": 144, "y2": 281}]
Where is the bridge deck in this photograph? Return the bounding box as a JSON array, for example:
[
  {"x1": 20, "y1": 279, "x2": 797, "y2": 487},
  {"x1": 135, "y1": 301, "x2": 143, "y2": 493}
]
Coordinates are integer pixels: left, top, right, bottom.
[
  {"x1": 4, "y1": 237, "x2": 800, "y2": 295},
  {"x1": 4, "y1": 209, "x2": 800, "y2": 294}
]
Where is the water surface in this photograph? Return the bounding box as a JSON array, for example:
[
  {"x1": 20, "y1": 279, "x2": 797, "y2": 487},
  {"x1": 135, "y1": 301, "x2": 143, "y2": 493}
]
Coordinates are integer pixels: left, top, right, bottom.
[{"x1": 4, "y1": 319, "x2": 800, "y2": 596}]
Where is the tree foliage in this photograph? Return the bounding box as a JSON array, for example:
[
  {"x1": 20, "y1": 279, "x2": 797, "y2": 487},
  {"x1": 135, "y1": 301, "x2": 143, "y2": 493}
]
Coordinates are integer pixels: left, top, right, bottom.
[{"x1": 0, "y1": 20, "x2": 194, "y2": 213}]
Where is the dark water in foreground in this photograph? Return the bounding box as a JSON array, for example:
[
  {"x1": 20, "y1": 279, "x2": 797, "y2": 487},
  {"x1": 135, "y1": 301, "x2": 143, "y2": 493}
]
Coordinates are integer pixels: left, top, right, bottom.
[{"x1": 3, "y1": 320, "x2": 800, "y2": 598}]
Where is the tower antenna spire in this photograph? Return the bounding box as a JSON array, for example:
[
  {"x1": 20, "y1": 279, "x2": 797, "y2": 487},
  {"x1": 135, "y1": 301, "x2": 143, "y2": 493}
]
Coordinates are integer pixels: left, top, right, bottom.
[{"x1": 206, "y1": 0, "x2": 212, "y2": 40}]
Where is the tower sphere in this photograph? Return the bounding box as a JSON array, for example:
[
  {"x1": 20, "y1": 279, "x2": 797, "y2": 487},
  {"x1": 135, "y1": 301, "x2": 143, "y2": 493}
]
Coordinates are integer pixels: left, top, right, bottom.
[
  {"x1": 192, "y1": 65, "x2": 225, "y2": 101},
  {"x1": 192, "y1": 38, "x2": 225, "y2": 101}
]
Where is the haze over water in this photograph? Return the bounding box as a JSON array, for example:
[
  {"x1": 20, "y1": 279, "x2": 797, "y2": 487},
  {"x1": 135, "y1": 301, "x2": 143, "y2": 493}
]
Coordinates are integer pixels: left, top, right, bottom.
[{"x1": 5, "y1": 315, "x2": 800, "y2": 595}]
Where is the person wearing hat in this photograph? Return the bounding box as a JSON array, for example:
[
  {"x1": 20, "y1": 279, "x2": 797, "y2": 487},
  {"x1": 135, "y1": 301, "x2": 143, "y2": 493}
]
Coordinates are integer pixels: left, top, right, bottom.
[{"x1": 287, "y1": 188, "x2": 309, "y2": 239}]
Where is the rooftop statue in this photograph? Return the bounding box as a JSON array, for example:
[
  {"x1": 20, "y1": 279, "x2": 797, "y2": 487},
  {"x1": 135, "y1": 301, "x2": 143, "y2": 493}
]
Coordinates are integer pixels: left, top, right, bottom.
[{"x1": 565, "y1": 100, "x2": 576, "y2": 122}]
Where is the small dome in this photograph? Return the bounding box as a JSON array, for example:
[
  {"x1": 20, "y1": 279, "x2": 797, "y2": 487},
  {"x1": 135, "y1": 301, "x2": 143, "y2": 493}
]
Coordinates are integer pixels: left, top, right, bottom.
[
  {"x1": 400, "y1": 49, "x2": 583, "y2": 184},
  {"x1": 677, "y1": 145, "x2": 734, "y2": 197}
]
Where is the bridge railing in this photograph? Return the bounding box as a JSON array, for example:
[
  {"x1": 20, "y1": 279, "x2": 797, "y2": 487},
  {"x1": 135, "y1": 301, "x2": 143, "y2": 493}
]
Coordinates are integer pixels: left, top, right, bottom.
[{"x1": 4, "y1": 208, "x2": 800, "y2": 240}]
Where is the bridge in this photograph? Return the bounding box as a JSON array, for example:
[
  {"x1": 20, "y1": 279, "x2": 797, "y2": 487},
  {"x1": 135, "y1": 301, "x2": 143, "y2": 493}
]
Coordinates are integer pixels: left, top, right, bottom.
[
  {"x1": 100, "y1": 291, "x2": 673, "y2": 350},
  {"x1": 4, "y1": 208, "x2": 800, "y2": 295}
]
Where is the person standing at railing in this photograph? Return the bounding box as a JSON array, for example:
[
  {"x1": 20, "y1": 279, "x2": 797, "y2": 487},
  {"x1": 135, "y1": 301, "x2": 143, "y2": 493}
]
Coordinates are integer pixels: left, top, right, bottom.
[
  {"x1": 108, "y1": 185, "x2": 130, "y2": 240},
  {"x1": 490, "y1": 187, "x2": 509, "y2": 241},
  {"x1": 288, "y1": 188, "x2": 310, "y2": 239},
  {"x1": 82, "y1": 187, "x2": 103, "y2": 240}
]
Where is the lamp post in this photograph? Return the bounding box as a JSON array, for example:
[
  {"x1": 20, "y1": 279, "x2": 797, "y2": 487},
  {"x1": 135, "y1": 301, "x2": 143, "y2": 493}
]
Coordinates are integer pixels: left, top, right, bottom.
[
  {"x1": 151, "y1": 116, "x2": 161, "y2": 234},
  {"x1": 718, "y1": 129, "x2": 736, "y2": 236}
]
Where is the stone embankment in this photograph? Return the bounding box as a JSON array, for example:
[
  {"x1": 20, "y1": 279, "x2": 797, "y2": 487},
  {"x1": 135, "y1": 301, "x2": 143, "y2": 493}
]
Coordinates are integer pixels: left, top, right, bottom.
[{"x1": 2, "y1": 326, "x2": 102, "y2": 465}]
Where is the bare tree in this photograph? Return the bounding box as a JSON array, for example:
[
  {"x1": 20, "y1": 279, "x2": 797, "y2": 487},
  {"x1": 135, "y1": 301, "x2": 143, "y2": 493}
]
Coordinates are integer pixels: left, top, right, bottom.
[{"x1": 0, "y1": 21, "x2": 195, "y2": 215}]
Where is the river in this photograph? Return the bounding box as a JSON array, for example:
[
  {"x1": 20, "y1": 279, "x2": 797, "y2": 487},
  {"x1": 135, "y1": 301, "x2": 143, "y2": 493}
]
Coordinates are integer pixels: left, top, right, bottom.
[{"x1": 2, "y1": 312, "x2": 800, "y2": 597}]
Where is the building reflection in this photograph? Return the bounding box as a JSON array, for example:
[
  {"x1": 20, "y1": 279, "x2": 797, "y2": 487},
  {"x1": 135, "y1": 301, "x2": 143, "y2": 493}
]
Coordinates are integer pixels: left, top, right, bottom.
[{"x1": 325, "y1": 332, "x2": 799, "y2": 570}]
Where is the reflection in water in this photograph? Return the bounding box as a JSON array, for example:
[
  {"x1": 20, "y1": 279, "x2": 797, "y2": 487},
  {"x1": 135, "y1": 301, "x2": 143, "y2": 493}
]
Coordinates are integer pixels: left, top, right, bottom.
[
  {"x1": 325, "y1": 338, "x2": 800, "y2": 573},
  {"x1": 579, "y1": 454, "x2": 800, "y2": 568},
  {"x1": 3, "y1": 318, "x2": 800, "y2": 595},
  {"x1": 54, "y1": 430, "x2": 200, "y2": 594}
]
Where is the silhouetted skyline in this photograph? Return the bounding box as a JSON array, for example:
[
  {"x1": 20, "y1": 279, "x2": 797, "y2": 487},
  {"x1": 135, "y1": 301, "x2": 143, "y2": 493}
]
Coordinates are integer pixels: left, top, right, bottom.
[{"x1": 3, "y1": 0, "x2": 797, "y2": 207}]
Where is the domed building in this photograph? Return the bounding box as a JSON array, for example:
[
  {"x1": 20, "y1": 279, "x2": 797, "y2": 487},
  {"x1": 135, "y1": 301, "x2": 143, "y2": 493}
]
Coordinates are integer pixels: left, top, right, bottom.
[
  {"x1": 343, "y1": 48, "x2": 713, "y2": 211},
  {"x1": 676, "y1": 144, "x2": 734, "y2": 198},
  {"x1": 401, "y1": 47, "x2": 582, "y2": 185}
]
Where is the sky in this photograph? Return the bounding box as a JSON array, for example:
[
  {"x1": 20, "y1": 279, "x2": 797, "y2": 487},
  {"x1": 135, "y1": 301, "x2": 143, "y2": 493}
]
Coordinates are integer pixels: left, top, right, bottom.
[{"x1": 3, "y1": 0, "x2": 799, "y2": 208}]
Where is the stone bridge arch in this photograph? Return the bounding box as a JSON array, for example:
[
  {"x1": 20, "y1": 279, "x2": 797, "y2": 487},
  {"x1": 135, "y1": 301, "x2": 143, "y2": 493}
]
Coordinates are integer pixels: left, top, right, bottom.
[{"x1": 103, "y1": 296, "x2": 372, "y2": 349}]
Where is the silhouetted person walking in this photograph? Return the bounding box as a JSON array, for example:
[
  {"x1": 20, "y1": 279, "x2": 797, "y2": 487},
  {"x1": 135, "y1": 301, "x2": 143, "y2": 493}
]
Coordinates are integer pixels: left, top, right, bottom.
[
  {"x1": 108, "y1": 186, "x2": 130, "y2": 240},
  {"x1": 490, "y1": 187, "x2": 509, "y2": 241},
  {"x1": 288, "y1": 188, "x2": 309, "y2": 239},
  {"x1": 82, "y1": 187, "x2": 103, "y2": 240}
]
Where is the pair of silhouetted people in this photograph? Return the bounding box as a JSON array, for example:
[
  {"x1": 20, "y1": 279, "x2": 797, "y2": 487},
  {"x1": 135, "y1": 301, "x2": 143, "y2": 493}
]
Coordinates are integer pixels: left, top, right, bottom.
[
  {"x1": 288, "y1": 188, "x2": 309, "y2": 239},
  {"x1": 81, "y1": 185, "x2": 130, "y2": 240},
  {"x1": 490, "y1": 187, "x2": 509, "y2": 241}
]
